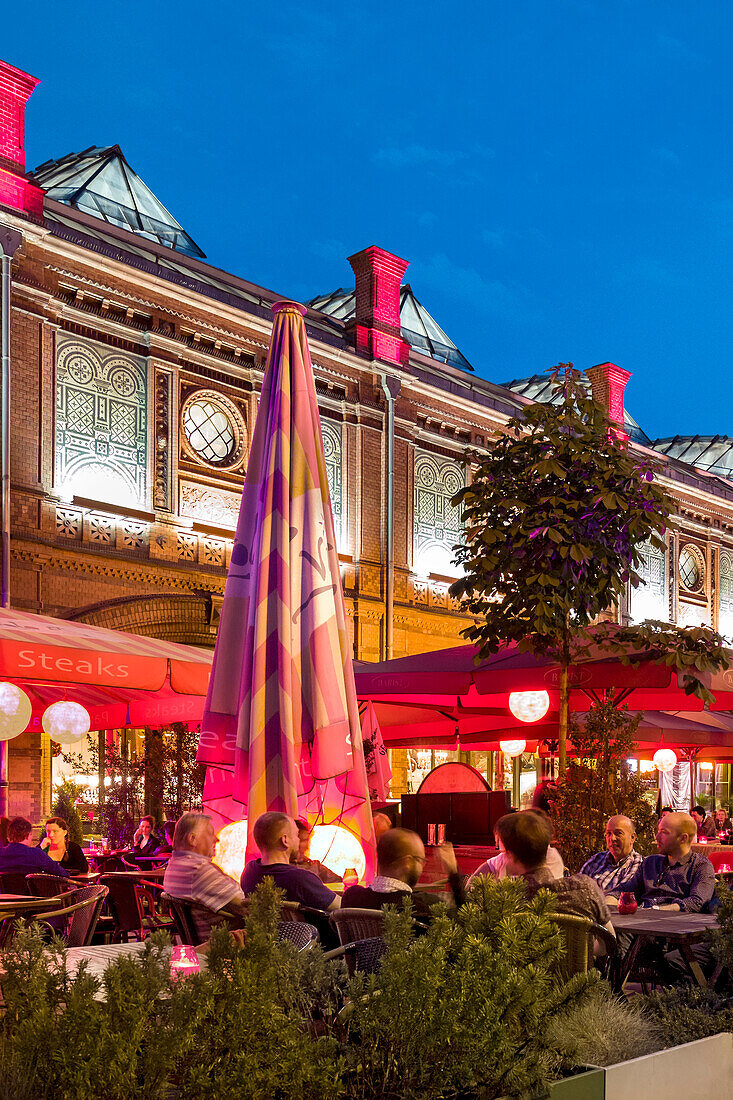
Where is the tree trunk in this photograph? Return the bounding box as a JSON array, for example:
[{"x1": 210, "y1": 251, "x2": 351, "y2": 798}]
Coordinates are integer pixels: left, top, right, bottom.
[{"x1": 558, "y1": 662, "x2": 569, "y2": 776}]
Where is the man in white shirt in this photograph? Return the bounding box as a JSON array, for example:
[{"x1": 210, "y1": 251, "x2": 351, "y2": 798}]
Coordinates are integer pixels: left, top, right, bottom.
[{"x1": 466, "y1": 809, "x2": 565, "y2": 887}]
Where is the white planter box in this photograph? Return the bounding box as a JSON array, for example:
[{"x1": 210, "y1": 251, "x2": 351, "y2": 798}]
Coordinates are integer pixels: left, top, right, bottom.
[{"x1": 603, "y1": 1032, "x2": 733, "y2": 1100}]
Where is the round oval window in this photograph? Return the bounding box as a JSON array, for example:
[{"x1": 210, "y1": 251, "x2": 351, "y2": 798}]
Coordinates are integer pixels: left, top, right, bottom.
[
  {"x1": 182, "y1": 399, "x2": 236, "y2": 464},
  {"x1": 678, "y1": 546, "x2": 704, "y2": 593}
]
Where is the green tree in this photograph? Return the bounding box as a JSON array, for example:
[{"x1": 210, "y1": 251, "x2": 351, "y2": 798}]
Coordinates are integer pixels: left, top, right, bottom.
[
  {"x1": 51, "y1": 779, "x2": 85, "y2": 845},
  {"x1": 549, "y1": 697, "x2": 658, "y2": 871},
  {"x1": 451, "y1": 364, "x2": 727, "y2": 773}
]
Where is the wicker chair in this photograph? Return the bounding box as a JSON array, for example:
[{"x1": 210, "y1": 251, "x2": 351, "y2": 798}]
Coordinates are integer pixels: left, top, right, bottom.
[
  {"x1": 26, "y1": 874, "x2": 76, "y2": 898},
  {"x1": 37, "y1": 885, "x2": 109, "y2": 947},
  {"x1": 330, "y1": 907, "x2": 386, "y2": 946},
  {"x1": 548, "y1": 912, "x2": 617, "y2": 980},
  {"x1": 324, "y1": 936, "x2": 387, "y2": 976},
  {"x1": 277, "y1": 921, "x2": 319, "y2": 951}
]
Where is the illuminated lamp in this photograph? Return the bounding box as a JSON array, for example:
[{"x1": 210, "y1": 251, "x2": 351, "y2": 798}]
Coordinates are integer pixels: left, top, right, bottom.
[
  {"x1": 500, "y1": 739, "x2": 526, "y2": 758},
  {"x1": 41, "y1": 700, "x2": 90, "y2": 743},
  {"x1": 699, "y1": 762, "x2": 714, "y2": 771},
  {"x1": 0, "y1": 683, "x2": 32, "y2": 741},
  {"x1": 214, "y1": 819, "x2": 248, "y2": 881},
  {"x1": 309, "y1": 824, "x2": 366, "y2": 881},
  {"x1": 653, "y1": 748, "x2": 677, "y2": 773},
  {"x1": 508, "y1": 690, "x2": 550, "y2": 723}
]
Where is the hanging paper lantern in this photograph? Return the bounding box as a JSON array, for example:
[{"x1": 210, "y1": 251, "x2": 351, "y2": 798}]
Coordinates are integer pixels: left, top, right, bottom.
[
  {"x1": 41, "y1": 700, "x2": 90, "y2": 743},
  {"x1": 214, "y1": 819, "x2": 248, "y2": 881},
  {"x1": 309, "y1": 824, "x2": 366, "y2": 880},
  {"x1": 0, "y1": 683, "x2": 32, "y2": 741},
  {"x1": 653, "y1": 748, "x2": 677, "y2": 773},
  {"x1": 500, "y1": 739, "x2": 527, "y2": 758},
  {"x1": 508, "y1": 690, "x2": 550, "y2": 723}
]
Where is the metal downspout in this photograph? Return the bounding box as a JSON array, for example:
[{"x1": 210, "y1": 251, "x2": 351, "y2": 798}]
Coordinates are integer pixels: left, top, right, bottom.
[
  {"x1": 381, "y1": 375, "x2": 401, "y2": 660},
  {"x1": 0, "y1": 226, "x2": 22, "y2": 819}
]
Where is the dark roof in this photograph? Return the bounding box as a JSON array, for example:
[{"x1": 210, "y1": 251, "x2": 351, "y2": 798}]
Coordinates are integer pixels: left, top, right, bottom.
[
  {"x1": 501, "y1": 372, "x2": 651, "y2": 446},
  {"x1": 31, "y1": 145, "x2": 205, "y2": 259},
  {"x1": 307, "y1": 283, "x2": 473, "y2": 372}
]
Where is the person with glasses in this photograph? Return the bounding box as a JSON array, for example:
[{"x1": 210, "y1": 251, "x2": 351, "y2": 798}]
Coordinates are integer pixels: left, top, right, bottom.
[
  {"x1": 342, "y1": 827, "x2": 465, "y2": 924},
  {"x1": 606, "y1": 812, "x2": 715, "y2": 912}
]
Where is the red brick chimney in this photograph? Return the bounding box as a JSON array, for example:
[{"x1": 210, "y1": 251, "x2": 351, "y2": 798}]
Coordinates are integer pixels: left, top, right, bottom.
[
  {"x1": 586, "y1": 361, "x2": 631, "y2": 441},
  {"x1": 0, "y1": 60, "x2": 43, "y2": 219},
  {"x1": 347, "y1": 246, "x2": 410, "y2": 366}
]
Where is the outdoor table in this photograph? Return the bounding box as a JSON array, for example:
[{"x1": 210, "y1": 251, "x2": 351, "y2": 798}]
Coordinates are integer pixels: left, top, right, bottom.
[
  {"x1": 610, "y1": 910, "x2": 718, "y2": 990},
  {"x1": 68, "y1": 872, "x2": 101, "y2": 882},
  {"x1": 63, "y1": 941, "x2": 209, "y2": 998}
]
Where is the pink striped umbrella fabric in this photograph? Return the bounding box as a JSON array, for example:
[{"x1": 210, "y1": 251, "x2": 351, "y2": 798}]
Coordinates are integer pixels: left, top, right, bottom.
[{"x1": 198, "y1": 302, "x2": 375, "y2": 873}]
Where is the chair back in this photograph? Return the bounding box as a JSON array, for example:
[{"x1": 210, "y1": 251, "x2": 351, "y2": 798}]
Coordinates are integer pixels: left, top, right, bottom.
[
  {"x1": 34, "y1": 885, "x2": 108, "y2": 947},
  {"x1": 26, "y1": 874, "x2": 76, "y2": 898},
  {"x1": 548, "y1": 912, "x2": 616, "y2": 980},
  {"x1": 161, "y1": 893, "x2": 200, "y2": 946},
  {"x1": 94, "y1": 855, "x2": 125, "y2": 874},
  {"x1": 330, "y1": 907, "x2": 385, "y2": 945},
  {"x1": 0, "y1": 872, "x2": 30, "y2": 895},
  {"x1": 277, "y1": 921, "x2": 318, "y2": 950}
]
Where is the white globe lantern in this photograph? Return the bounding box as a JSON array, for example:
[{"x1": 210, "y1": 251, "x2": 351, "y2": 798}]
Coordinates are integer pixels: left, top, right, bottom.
[
  {"x1": 309, "y1": 824, "x2": 366, "y2": 881},
  {"x1": 653, "y1": 748, "x2": 678, "y2": 773},
  {"x1": 214, "y1": 819, "x2": 248, "y2": 881},
  {"x1": 0, "y1": 683, "x2": 32, "y2": 741},
  {"x1": 508, "y1": 690, "x2": 550, "y2": 723},
  {"x1": 41, "y1": 700, "x2": 90, "y2": 743},
  {"x1": 500, "y1": 739, "x2": 527, "y2": 758}
]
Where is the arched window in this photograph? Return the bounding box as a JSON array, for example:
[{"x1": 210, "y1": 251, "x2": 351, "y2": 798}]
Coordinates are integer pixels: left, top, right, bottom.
[
  {"x1": 719, "y1": 551, "x2": 733, "y2": 641},
  {"x1": 628, "y1": 541, "x2": 668, "y2": 624},
  {"x1": 320, "y1": 419, "x2": 343, "y2": 547},
  {"x1": 413, "y1": 450, "x2": 464, "y2": 577},
  {"x1": 56, "y1": 337, "x2": 148, "y2": 509}
]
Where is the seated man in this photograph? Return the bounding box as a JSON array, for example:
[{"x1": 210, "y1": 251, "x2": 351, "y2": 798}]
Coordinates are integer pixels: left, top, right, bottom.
[
  {"x1": 467, "y1": 809, "x2": 564, "y2": 886},
  {"x1": 163, "y1": 812, "x2": 248, "y2": 941},
  {"x1": 0, "y1": 816, "x2": 69, "y2": 878},
  {"x1": 493, "y1": 811, "x2": 615, "y2": 942},
  {"x1": 580, "y1": 814, "x2": 642, "y2": 892},
  {"x1": 691, "y1": 805, "x2": 717, "y2": 840},
  {"x1": 241, "y1": 812, "x2": 341, "y2": 914},
  {"x1": 607, "y1": 812, "x2": 715, "y2": 912},
  {"x1": 342, "y1": 827, "x2": 465, "y2": 924}
]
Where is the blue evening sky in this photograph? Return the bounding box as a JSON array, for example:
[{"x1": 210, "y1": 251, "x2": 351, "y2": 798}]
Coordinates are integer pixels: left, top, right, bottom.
[{"x1": 6, "y1": 1, "x2": 732, "y2": 440}]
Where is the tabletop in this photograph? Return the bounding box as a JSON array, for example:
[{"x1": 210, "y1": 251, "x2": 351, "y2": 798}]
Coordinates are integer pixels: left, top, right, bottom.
[
  {"x1": 611, "y1": 910, "x2": 718, "y2": 939},
  {"x1": 64, "y1": 940, "x2": 208, "y2": 990}
]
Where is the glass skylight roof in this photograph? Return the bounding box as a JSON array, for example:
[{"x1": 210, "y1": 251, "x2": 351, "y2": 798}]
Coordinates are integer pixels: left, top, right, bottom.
[
  {"x1": 32, "y1": 145, "x2": 205, "y2": 259},
  {"x1": 307, "y1": 284, "x2": 473, "y2": 371},
  {"x1": 652, "y1": 436, "x2": 733, "y2": 481}
]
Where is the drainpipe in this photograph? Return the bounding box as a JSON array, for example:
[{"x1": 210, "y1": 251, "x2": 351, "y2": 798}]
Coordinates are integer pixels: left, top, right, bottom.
[
  {"x1": 0, "y1": 227, "x2": 22, "y2": 818},
  {"x1": 381, "y1": 375, "x2": 401, "y2": 660}
]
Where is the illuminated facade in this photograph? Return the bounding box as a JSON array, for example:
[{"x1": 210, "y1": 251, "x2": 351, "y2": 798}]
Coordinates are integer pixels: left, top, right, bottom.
[{"x1": 2, "y1": 58, "x2": 733, "y2": 816}]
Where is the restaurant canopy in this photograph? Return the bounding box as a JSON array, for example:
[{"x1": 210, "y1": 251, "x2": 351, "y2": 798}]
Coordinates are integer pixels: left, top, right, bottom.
[{"x1": 0, "y1": 606, "x2": 212, "y2": 733}]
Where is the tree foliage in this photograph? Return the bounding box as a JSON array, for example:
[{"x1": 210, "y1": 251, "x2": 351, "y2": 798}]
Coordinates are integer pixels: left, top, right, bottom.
[
  {"x1": 451, "y1": 364, "x2": 671, "y2": 655},
  {"x1": 549, "y1": 698, "x2": 658, "y2": 871},
  {"x1": 50, "y1": 779, "x2": 85, "y2": 845}
]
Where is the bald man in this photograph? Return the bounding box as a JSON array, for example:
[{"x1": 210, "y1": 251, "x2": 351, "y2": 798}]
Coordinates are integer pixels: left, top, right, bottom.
[
  {"x1": 342, "y1": 827, "x2": 465, "y2": 924},
  {"x1": 607, "y1": 812, "x2": 715, "y2": 912},
  {"x1": 580, "y1": 815, "x2": 642, "y2": 892}
]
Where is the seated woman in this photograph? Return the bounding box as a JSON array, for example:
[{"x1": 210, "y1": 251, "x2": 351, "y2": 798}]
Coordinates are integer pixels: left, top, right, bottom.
[
  {"x1": 293, "y1": 819, "x2": 341, "y2": 883},
  {"x1": 39, "y1": 815, "x2": 89, "y2": 873},
  {"x1": 155, "y1": 820, "x2": 176, "y2": 855},
  {"x1": 129, "y1": 815, "x2": 161, "y2": 862}
]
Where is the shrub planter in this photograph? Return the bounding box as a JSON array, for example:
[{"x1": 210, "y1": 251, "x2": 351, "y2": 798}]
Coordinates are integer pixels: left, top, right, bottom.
[{"x1": 550, "y1": 1032, "x2": 733, "y2": 1100}]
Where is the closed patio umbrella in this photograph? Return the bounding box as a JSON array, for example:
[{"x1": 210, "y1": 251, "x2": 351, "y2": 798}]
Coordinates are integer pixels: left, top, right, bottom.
[{"x1": 198, "y1": 302, "x2": 375, "y2": 872}]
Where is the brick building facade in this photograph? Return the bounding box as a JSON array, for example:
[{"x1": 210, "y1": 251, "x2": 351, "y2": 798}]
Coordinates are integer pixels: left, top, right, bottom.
[{"x1": 3, "y1": 58, "x2": 733, "y2": 818}]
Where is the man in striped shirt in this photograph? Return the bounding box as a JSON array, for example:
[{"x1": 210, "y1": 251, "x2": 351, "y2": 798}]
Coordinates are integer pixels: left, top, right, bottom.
[
  {"x1": 580, "y1": 815, "x2": 643, "y2": 893},
  {"x1": 163, "y1": 812, "x2": 248, "y2": 942}
]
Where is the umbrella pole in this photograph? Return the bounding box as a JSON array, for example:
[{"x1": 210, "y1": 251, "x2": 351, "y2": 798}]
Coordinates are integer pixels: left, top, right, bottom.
[{"x1": 558, "y1": 663, "x2": 569, "y2": 776}]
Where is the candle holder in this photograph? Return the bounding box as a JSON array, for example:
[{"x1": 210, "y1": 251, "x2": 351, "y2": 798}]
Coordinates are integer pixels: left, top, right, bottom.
[{"x1": 170, "y1": 945, "x2": 200, "y2": 980}]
